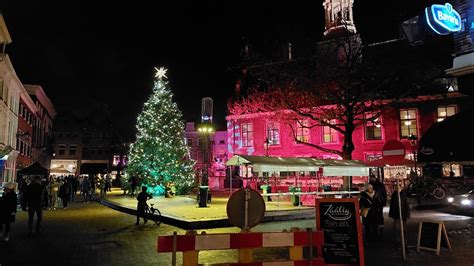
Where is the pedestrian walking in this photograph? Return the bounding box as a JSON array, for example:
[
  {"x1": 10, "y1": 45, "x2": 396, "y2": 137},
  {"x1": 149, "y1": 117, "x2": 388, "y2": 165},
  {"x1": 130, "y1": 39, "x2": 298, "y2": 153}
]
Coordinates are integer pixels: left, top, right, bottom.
[
  {"x1": 105, "y1": 173, "x2": 112, "y2": 192},
  {"x1": 130, "y1": 176, "x2": 138, "y2": 196},
  {"x1": 370, "y1": 174, "x2": 387, "y2": 235},
  {"x1": 58, "y1": 180, "x2": 72, "y2": 209},
  {"x1": 359, "y1": 184, "x2": 383, "y2": 243},
  {"x1": 389, "y1": 183, "x2": 410, "y2": 246},
  {"x1": 81, "y1": 177, "x2": 92, "y2": 203},
  {"x1": 0, "y1": 182, "x2": 18, "y2": 241},
  {"x1": 136, "y1": 186, "x2": 152, "y2": 225},
  {"x1": 24, "y1": 176, "x2": 44, "y2": 236},
  {"x1": 48, "y1": 177, "x2": 59, "y2": 210}
]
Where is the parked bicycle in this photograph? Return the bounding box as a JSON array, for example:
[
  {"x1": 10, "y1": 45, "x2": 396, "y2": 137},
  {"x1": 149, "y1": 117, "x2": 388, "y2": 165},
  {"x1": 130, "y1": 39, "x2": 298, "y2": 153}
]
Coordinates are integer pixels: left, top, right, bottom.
[
  {"x1": 406, "y1": 177, "x2": 446, "y2": 200},
  {"x1": 144, "y1": 203, "x2": 162, "y2": 226}
]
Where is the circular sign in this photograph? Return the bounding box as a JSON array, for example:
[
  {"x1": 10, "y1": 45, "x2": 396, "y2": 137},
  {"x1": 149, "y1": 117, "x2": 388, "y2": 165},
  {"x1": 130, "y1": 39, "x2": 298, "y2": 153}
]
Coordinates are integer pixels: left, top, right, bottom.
[
  {"x1": 226, "y1": 188, "x2": 265, "y2": 229},
  {"x1": 382, "y1": 140, "x2": 406, "y2": 161}
]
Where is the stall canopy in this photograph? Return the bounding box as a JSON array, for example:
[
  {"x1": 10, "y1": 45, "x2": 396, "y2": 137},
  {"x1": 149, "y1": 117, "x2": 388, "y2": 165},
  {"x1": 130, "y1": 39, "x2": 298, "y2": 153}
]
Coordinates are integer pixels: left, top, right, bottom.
[
  {"x1": 18, "y1": 162, "x2": 49, "y2": 176},
  {"x1": 225, "y1": 155, "x2": 369, "y2": 176}
]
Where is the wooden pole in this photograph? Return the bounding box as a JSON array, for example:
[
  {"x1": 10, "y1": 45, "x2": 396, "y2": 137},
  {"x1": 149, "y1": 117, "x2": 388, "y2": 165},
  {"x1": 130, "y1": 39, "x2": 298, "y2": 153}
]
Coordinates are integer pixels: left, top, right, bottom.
[{"x1": 396, "y1": 178, "x2": 406, "y2": 260}]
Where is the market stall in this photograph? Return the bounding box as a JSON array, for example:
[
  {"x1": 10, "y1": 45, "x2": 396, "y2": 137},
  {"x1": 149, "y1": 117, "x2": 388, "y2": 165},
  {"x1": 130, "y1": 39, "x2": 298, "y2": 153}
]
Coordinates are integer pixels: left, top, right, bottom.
[{"x1": 225, "y1": 155, "x2": 370, "y2": 197}]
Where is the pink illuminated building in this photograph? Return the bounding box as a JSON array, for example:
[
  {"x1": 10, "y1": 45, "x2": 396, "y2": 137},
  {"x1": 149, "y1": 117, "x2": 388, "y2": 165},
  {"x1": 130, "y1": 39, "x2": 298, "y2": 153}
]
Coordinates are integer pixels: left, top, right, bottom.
[{"x1": 226, "y1": 92, "x2": 472, "y2": 175}]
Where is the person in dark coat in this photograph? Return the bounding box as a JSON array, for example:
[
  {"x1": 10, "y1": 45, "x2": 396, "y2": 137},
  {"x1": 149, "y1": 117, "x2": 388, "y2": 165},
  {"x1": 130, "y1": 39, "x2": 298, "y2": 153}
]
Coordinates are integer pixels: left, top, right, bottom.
[
  {"x1": 389, "y1": 183, "x2": 410, "y2": 245},
  {"x1": 24, "y1": 176, "x2": 44, "y2": 236},
  {"x1": 0, "y1": 182, "x2": 18, "y2": 241},
  {"x1": 130, "y1": 176, "x2": 138, "y2": 196},
  {"x1": 359, "y1": 184, "x2": 383, "y2": 242},
  {"x1": 58, "y1": 180, "x2": 72, "y2": 209},
  {"x1": 136, "y1": 186, "x2": 152, "y2": 225},
  {"x1": 369, "y1": 175, "x2": 387, "y2": 232}
]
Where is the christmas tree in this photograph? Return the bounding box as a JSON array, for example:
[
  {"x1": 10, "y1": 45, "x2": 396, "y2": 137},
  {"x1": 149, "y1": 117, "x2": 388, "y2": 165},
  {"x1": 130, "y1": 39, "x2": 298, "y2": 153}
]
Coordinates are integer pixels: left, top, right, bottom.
[{"x1": 127, "y1": 67, "x2": 195, "y2": 195}]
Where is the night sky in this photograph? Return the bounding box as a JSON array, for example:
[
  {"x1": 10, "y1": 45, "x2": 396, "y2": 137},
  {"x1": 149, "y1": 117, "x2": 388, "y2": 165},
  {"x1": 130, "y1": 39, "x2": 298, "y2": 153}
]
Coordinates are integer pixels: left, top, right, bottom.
[{"x1": 0, "y1": 0, "x2": 436, "y2": 140}]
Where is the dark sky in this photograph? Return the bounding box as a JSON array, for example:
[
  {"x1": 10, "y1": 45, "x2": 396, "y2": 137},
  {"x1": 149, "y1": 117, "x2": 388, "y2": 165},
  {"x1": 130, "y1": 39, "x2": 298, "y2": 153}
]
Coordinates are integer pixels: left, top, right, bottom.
[{"x1": 0, "y1": 1, "x2": 325, "y2": 140}]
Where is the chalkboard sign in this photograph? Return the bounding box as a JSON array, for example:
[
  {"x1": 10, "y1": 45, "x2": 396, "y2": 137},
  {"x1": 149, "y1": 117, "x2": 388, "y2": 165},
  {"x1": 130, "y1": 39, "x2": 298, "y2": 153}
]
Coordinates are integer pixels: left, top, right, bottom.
[
  {"x1": 417, "y1": 221, "x2": 452, "y2": 255},
  {"x1": 316, "y1": 198, "x2": 364, "y2": 266}
]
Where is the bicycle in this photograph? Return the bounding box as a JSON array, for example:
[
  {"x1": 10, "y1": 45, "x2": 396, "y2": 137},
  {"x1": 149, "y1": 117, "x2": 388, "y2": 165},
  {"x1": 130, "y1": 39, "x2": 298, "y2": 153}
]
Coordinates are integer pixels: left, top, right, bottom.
[{"x1": 144, "y1": 203, "x2": 162, "y2": 226}]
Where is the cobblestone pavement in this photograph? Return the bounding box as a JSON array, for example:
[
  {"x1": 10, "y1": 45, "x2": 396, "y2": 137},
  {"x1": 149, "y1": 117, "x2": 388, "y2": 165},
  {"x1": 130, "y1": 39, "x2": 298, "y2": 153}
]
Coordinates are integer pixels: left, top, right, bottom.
[{"x1": 0, "y1": 195, "x2": 472, "y2": 266}]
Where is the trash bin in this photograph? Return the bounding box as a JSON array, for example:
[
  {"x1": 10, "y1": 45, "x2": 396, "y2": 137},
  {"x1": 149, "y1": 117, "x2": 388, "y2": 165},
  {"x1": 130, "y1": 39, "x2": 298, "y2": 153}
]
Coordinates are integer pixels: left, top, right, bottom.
[
  {"x1": 260, "y1": 185, "x2": 268, "y2": 201},
  {"x1": 260, "y1": 185, "x2": 272, "y2": 202},
  {"x1": 198, "y1": 186, "x2": 209, "y2": 207},
  {"x1": 289, "y1": 186, "x2": 301, "y2": 206}
]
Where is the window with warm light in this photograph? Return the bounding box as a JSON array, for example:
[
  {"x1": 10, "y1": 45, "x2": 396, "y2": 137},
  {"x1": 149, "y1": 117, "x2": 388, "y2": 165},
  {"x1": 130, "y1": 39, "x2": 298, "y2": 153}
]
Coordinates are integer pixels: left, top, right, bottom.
[
  {"x1": 437, "y1": 105, "x2": 456, "y2": 122},
  {"x1": 267, "y1": 122, "x2": 280, "y2": 145},
  {"x1": 113, "y1": 155, "x2": 120, "y2": 166},
  {"x1": 296, "y1": 120, "x2": 310, "y2": 143},
  {"x1": 241, "y1": 123, "x2": 253, "y2": 147},
  {"x1": 364, "y1": 113, "x2": 382, "y2": 141},
  {"x1": 400, "y1": 109, "x2": 417, "y2": 139},
  {"x1": 323, "y1": 120, "x2": 338, "y2": 143}
]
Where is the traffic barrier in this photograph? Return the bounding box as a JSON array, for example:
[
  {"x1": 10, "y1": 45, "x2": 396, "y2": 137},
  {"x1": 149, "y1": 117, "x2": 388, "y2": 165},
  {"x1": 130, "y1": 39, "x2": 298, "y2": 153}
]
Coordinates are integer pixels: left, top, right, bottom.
[{"x1": 157, "y1": 228, "x2": 324, "y2": 266}]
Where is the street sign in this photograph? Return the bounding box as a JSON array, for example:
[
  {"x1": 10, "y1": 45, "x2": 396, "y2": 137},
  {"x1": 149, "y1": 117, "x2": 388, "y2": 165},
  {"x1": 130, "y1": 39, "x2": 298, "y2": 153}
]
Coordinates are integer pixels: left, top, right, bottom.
[
  {"x1": 226, "y1": 188, "x2": 265, "y2": 230},
  {"x1": 382, "y1": 140, "x2": 406, "y2": 161}
]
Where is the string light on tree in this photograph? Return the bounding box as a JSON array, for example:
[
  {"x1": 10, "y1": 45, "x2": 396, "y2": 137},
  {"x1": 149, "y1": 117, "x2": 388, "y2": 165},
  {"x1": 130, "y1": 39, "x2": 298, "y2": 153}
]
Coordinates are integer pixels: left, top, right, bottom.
[{"x1": 127, "y1": 67, "x2": 195, "y2": 195}]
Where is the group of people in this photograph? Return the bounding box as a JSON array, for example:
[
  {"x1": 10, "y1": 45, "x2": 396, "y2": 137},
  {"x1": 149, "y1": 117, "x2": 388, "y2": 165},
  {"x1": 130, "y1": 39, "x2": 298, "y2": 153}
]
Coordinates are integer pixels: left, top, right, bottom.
[
  {"x1": 0, "y1": 176, "x2": 44, "y2": 241},
  {"x1": 359, "y1": 175, "x2": 410, "y2": 246},
  {"x1": 0, "y1": 172, "x2": 116, "y2": 242}
]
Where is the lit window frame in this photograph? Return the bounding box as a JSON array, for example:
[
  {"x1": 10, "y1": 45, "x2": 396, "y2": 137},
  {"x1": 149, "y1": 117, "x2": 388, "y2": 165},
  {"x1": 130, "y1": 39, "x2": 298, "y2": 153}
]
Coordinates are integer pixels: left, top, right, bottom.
[
  {"x1": 399, "y1": 109, "x2": 418, "y2": 139},
  {"x1": 241, "y1": 123, "x2": 254, "y2": 147}
]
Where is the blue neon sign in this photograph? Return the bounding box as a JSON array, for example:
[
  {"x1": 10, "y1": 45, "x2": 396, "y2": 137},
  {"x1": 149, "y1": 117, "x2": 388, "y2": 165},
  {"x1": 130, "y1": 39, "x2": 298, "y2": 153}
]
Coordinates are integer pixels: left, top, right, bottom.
[{"x1": 425, "y1": 3, "x2": 462, "y2": 35}]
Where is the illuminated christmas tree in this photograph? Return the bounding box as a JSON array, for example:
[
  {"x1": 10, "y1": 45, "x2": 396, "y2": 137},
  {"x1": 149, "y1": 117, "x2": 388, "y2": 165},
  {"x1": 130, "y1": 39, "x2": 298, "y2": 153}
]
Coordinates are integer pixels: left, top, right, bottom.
[{"x1": 127, "y1": 67, "x2": 195, "y2": 195}]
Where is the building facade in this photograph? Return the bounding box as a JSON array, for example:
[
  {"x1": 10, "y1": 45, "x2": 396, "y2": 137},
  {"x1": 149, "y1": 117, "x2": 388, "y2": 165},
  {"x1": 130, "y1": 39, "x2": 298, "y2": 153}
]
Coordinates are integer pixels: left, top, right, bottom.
[
  {"x1": 227, "y1": 93, "x2": 472, "y2": 178},
  {"x1": 51, "y1": 108, "x2": 124, "y2": 177},
  {"x1": 0, "y1": 53, "x2": 21, "y2": 183},
  {"x1": 16, "y1": 91, "x2": 37, "y2": 170},
  {"x1": 24, "y1": 85, "x2": 56, "y2": 169}
]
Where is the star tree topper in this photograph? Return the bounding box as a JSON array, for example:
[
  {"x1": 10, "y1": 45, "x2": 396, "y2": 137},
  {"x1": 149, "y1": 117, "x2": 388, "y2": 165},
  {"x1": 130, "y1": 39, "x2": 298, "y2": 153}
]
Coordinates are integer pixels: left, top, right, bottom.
[{"x1": 154, "y1": 67, "x2": 168, "y2": 80}]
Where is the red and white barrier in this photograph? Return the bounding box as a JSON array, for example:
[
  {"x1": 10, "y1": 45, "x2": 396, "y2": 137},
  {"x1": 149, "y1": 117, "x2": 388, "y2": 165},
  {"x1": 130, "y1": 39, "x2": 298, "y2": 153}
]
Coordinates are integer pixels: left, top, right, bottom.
[{"x1": 157, "y1": 231, "x2": 323, "y2": 252}]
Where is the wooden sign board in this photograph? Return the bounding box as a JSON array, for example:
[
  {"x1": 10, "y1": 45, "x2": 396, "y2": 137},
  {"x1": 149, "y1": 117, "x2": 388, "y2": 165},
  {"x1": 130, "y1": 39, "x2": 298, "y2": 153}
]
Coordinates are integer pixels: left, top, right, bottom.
[
  {"x1": 315, "y1": 198, "x2": 365, "y2": 266},
  {"x1": 417, "y1": 220, "x2": 452, "y2": 255}
]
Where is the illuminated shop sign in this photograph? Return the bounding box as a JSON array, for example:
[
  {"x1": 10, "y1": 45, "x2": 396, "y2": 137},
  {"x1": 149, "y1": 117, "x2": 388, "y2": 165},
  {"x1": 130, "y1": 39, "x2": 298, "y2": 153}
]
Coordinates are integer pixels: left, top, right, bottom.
[{"x1": 425, "y1": 3, "x2": 462, "y2": 35}]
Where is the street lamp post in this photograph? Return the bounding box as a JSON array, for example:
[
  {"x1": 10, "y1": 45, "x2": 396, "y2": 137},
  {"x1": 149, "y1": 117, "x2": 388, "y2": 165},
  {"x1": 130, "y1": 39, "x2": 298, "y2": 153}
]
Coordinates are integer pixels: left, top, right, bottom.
[
  {"x1": 264, "y1": 138, "x2": 270, "y2": 156},
  {"x1": 408, "y1": 133, "x2": 419, "y2": 205},
  {"x1": 198, "y1": 124, "x2": 214, "y2": 207}
]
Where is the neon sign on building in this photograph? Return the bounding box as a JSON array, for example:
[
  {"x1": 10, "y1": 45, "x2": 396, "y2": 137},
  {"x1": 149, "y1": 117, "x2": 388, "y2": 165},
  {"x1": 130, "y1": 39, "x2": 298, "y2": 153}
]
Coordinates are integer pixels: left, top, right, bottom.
[{"x1": 425, "y1": 3, "x2": 462, "y2": 35}]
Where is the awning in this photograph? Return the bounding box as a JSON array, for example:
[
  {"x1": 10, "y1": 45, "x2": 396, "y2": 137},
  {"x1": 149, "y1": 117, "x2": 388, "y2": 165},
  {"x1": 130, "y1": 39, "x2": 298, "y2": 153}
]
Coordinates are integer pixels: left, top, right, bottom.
[
  {"x1": 80, "y1": 163, "x2": 108, "y2": 175},
  {"x1": 225, "y1": 155, "x2": 369, "y2": 176},
  {"x1": 418, "y1": 108, "x2": 474, "y2": 164},
  {"x1": 18, "y1": 162, "x2": 49, "y2": 176}
]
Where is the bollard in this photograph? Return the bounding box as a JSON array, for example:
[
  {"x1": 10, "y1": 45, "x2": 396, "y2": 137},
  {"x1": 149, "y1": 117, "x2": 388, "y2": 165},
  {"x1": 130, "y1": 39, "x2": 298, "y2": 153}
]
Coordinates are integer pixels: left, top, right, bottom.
[
  {"x1": 289, "y1": 227, "x2": 303, "y2": 261},
  {"x1": 183, "y1": 230, "x2": 199, "y2": 266}
]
